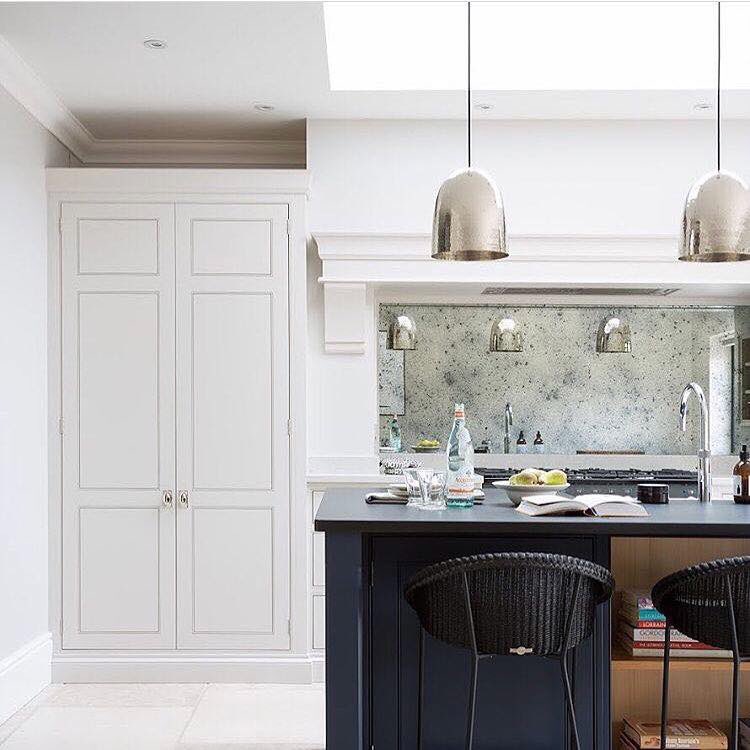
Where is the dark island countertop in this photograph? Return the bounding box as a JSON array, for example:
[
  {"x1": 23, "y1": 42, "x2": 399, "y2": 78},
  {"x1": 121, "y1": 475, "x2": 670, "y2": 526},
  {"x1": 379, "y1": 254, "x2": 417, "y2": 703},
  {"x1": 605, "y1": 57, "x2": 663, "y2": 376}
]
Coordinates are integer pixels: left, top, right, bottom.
[{"x1": 314, "y1": 487, "x2": 750, "y2": 537}]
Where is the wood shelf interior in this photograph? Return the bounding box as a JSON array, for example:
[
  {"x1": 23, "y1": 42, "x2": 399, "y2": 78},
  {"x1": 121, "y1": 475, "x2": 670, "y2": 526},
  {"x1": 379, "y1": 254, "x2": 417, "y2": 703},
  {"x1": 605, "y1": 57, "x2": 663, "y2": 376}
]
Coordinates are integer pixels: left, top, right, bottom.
[{"x1": 610, "y1": 537, "x2": 750, "y2": 742}]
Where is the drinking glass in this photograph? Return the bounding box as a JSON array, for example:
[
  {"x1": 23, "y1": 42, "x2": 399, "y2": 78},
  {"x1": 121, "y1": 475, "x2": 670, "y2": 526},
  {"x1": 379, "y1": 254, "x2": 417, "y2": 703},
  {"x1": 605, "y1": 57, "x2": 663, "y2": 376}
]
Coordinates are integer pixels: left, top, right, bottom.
[
  {"x1": 422, "y1": 471, "x2": 447, "y2": 510},
  {"x1": 416, "y1": 469, "x2": 435, "y2": 509},
  {"x1": 404, "y1": 468, "x2": 424, "y2": 508}
]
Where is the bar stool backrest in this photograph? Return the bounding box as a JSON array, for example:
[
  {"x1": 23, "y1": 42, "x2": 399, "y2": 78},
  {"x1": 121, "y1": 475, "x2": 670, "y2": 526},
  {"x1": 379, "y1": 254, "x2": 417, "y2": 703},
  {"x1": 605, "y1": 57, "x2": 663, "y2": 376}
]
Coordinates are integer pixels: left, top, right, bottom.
[
  {"x1": 404, "y1": 552, "x2": 614, "y2": 657},
  {"x1": 652, "y1": 556, "x2": 750, "y2": 654}
]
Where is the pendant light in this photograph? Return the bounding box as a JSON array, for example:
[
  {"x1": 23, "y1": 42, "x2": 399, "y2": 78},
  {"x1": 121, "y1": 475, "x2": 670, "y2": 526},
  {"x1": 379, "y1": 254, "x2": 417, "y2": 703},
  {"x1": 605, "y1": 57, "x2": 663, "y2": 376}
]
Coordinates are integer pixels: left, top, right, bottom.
[
  {"x1": 596, "y1": 316, "x2": 632, "y2": 354},
  {"x1": 387, "y1": 314, "x2": 417, "y2": 350},
  {"x1": 679, "y1": 2, "x2": 750, "y2": 262},
  {"x1": 489, "y1": 317, "x2": 523, "y2": 352},
  {"x1": 431, "y1": 2, "x2": 507, "y2": 261}
]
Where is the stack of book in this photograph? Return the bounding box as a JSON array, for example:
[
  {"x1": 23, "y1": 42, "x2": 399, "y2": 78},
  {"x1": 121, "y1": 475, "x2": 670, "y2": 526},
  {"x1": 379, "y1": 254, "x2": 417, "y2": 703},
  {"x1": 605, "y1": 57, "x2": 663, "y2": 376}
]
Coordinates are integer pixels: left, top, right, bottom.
[
  {"x1": 618, "y1": 589, "x2": 732, "y2": 658},
  {"x1": 620, "y1": 718, "x2": 727, "y2": 749}
]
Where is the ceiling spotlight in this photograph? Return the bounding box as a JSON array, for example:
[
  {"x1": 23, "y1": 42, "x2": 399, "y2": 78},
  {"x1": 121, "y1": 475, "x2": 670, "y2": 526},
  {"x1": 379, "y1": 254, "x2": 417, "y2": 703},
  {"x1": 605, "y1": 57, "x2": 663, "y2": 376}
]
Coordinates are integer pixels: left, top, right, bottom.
[
  {"x1": 253, "y1": 103, "x2": 275, "y2": 113},
  {"x1": 693, "y1": 101, "x2": 712, "y2": 111},
  {"x1": 143, "y1": 38, "x2": 167, "y2": 50}
]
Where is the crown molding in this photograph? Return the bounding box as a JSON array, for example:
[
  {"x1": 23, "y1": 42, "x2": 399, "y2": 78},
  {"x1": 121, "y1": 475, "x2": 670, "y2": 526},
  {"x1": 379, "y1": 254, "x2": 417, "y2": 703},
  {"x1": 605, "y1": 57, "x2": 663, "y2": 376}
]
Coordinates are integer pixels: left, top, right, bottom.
[
  {"x1": 0, "y1": 34, "x2": 92, "y2": 159},
  {"x1": 0, "y1": 34, "x2": 305, "y2": 167},
  {"x1": 82, "y1": 137, "x2": 306, "y2": 167}
]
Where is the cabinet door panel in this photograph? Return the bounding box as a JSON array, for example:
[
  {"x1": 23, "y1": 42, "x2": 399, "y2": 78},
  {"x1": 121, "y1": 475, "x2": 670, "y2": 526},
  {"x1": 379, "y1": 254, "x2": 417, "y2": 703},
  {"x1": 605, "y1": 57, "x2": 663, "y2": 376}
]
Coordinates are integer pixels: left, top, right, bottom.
[
  {"x1": 192, "y1": 293, "x2": 272, "y2": 490},
  {"x1": 78, "y1": 293, "x2": 160, "y2": 489},
  {"x1": 176, "y1": 204, "x2": 290, "y2": 650},
  {"x1": 61, "y1": 203, "x2": 176, "y2": 650},
  {"x1": 79, "y1": 507, "x2": 161, "y2": 633},
  {"x1": 192, "y1": 508, "x2": 274, "y2": 634}
]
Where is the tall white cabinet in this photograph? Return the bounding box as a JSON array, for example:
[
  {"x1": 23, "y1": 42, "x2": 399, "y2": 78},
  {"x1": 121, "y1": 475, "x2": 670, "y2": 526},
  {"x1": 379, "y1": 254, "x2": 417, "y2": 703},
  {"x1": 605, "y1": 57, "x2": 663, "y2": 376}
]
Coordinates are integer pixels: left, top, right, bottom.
[{"x1": 48, "y1": 170, "x2": 310, "y2": 681}]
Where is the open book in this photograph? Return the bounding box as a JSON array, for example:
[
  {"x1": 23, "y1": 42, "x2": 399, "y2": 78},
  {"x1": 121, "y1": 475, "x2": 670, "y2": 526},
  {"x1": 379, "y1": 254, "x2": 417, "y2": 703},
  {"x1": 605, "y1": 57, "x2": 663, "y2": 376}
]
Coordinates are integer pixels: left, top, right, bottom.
[{"x1": 516, "y1": 493, "x2": 649, "y2": 517}]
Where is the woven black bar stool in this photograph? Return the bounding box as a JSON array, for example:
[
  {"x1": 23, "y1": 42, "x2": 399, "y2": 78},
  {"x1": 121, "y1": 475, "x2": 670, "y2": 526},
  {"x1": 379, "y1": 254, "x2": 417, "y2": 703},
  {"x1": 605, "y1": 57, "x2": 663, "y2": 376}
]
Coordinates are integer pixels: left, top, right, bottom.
[
  {"x1": 652, "y1": 556, "x2": 750, "y2": 750},
  {"x1": 404, "y1": 552, "x2": 614, "y2": 750}
]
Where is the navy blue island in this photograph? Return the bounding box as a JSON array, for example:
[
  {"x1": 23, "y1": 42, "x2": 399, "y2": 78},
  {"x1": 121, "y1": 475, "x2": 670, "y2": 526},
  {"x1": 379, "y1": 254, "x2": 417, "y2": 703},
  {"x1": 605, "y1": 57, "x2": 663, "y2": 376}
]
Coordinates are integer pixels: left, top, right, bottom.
[{"x1": 314, "y1": 487, "x2": 750, "y2": 750}]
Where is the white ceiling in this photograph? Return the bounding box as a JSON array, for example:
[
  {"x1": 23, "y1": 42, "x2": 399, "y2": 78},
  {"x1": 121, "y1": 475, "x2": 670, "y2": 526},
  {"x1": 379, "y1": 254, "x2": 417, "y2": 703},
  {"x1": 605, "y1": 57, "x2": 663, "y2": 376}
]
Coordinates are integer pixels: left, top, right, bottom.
[{"x1": 2, "y1": 1, "x2": 750, "y2": 144}]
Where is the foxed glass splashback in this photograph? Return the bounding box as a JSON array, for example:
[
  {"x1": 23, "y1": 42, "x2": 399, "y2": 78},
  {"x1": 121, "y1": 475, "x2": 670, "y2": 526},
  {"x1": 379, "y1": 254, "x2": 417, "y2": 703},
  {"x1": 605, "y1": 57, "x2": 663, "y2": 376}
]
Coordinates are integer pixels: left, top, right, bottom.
[{"x1": 379, "y1": 305, "x2": 750, "y2": 456}]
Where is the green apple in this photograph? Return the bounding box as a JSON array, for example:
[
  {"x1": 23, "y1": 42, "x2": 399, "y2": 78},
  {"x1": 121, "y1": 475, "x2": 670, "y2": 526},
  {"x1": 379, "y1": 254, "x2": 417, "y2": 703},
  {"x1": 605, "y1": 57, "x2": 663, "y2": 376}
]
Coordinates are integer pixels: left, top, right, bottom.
[
  {"x1": 511, "y1": 469, "x2": 540, "y2": 486},
  {"x1": 544, "y1": 469, "x2": 568, "y2": 485}
]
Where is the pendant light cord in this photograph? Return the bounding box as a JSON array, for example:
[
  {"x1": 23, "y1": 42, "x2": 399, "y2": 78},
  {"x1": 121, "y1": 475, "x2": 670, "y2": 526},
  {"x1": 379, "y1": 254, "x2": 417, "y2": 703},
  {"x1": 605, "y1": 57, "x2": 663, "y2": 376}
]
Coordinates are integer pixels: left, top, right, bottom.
[
  {"x1": 717, "y1": 0, "x2": 721, "y2": 172},
  {"x1": 467, "y1": 1, "x2": 472, "y2": 169}
]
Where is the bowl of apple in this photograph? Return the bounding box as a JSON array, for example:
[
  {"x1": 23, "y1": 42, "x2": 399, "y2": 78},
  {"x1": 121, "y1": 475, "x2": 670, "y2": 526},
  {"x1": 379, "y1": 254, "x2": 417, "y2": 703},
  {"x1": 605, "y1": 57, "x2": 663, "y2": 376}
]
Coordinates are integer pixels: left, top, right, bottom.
[{"x1": 492, "y1": 468, "x2": 569, "y2": 506}]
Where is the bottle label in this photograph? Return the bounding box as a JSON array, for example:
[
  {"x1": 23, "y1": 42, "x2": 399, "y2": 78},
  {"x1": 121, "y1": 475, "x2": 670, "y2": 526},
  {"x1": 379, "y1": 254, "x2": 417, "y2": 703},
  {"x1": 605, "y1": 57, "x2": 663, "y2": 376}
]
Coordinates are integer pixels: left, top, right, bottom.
[{"x1": 735, "y1": 475, "x2": 743, "y2": 496}]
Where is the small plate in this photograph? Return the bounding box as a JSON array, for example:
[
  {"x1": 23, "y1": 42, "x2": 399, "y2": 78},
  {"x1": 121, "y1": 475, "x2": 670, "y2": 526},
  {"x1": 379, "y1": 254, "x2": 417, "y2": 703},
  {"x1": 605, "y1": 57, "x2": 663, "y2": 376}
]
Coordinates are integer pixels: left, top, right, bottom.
[{"x1": 492, "y1": 480, "x2": 570, "y2": 507}]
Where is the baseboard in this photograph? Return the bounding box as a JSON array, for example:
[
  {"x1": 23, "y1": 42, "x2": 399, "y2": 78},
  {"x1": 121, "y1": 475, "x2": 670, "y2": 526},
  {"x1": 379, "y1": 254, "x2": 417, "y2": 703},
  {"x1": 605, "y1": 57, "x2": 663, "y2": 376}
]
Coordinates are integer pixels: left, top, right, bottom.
[
  {"x1": 311, "y1": 656, "x2": 325, "y2": 683},
  {"x1": 53, "y1": 653, "x2": 319, "y2": 683},
  {"x1": 0, "y1": 633, "x2": 52, "y2": 724}
]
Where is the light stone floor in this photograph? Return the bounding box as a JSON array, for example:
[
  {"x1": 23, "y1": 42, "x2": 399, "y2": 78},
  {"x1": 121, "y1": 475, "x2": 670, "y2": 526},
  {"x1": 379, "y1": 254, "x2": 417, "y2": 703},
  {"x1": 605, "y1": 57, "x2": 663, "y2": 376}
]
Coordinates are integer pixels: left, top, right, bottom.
[{"x1": 0, "y1": 683, "x2": 325, "y2": 749}]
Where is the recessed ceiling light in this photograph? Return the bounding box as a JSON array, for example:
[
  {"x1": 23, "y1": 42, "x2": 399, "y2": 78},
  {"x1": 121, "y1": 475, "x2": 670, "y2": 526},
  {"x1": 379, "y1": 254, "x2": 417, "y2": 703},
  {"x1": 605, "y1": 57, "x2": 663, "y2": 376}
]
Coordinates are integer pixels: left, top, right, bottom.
[
  {"x1": 253, "y1": 103, "x2": 275, "y2": 113},
  {"x1": 143, "y1": 38, "x2": 167, "y2": 50},
  {"x1": 694, "y1": 101, "x2": 712, "y2": 111}
]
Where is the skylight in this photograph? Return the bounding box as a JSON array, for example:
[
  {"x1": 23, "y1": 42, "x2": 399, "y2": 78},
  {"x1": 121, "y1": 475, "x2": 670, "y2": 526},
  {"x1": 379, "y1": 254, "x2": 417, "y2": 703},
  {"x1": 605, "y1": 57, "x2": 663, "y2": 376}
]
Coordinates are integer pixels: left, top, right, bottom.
[{"x1": 324, "y1": 1, "x2": 750, "y2": 92}]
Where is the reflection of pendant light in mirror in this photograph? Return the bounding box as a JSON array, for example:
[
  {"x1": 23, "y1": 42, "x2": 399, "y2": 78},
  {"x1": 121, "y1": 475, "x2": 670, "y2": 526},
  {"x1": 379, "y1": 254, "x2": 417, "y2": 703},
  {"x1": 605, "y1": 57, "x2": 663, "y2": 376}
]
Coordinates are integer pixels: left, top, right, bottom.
[
  {"x1": 596, "y1": 316, "x2": 631, "y2": 353},
  {"x1": 490, "y1": 318, "x2": 522, "y2": 352},
  {"x1": 431, "y1": 2, "x2": 507, "y2": 261},
  {"x1": 387, "y1": 315, "x2": 417, "y2": 350},
  {"x1": 680, "y1": 2, "x2": 750, "y2": 262}
]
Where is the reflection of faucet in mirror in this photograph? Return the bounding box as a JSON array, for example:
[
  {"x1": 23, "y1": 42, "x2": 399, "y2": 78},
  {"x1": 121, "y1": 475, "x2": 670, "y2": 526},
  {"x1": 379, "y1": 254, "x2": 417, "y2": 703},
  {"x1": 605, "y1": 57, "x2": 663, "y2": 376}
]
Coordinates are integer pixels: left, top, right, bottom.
[
  {"x1": 503, "y1": 403, "x2": 514, "y2": 454},
  {"x1": 679, "y1": 382, "x2": 711, "y2": 503}
]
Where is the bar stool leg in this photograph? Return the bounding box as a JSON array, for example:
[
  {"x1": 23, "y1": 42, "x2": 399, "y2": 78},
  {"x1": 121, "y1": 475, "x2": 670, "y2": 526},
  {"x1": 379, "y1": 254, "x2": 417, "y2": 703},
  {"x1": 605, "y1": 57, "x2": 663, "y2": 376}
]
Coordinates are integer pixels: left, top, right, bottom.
[
  {"x1": 660, "y1": 621, "x2": 672, "y2": 750},
  {"x1": 465, "y1": 654, "x2": 479, "y2": 750},
  {"x1": 560, "y1": 650, "x2": 581, "y2": 750},
  {"x1": 461, "y1": 572, "x2": 480, "y2": 750},
  {"x1": 560, "y1": 577, "x2": 582, "y2": 750},
  {"x1": 417, "y1": 627, "x2": 425, "y2": 750},
  {"x1": 726, "y1": 579, "x2": 741, "y2": 750}
]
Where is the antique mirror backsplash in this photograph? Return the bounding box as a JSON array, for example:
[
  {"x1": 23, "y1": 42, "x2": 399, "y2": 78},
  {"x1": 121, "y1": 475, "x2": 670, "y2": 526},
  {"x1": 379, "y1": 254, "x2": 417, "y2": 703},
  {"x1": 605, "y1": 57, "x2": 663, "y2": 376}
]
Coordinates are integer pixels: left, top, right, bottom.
[{"x1": 378, "y1": 304, "x2": 750, "y2": 456}]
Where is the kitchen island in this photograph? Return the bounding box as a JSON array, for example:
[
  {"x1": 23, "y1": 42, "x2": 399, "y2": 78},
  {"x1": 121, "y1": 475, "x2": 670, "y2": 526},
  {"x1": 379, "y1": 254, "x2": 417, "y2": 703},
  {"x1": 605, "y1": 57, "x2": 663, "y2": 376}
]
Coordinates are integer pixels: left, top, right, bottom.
[{"x1": 315, "y1": 487, "x2": 750, "y2": 750}]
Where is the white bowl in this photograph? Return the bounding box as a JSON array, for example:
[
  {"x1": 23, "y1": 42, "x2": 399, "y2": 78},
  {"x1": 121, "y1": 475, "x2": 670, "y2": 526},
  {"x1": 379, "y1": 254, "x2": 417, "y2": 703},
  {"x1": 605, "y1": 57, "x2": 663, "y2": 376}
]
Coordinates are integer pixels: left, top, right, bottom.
[{"x1": 492, "y1": 480, "x2": 570, "y2": 506}]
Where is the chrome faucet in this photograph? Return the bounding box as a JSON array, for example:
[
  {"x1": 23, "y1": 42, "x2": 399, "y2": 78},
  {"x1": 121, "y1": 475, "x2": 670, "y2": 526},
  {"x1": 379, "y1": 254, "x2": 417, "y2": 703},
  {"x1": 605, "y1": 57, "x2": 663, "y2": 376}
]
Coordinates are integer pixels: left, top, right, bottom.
[
  {"x1": 679, "y1": 382, "x2": 711, "y2": 503},
  {"x1": 503, "y1": 402, "x2": 514, "y2": 454}
]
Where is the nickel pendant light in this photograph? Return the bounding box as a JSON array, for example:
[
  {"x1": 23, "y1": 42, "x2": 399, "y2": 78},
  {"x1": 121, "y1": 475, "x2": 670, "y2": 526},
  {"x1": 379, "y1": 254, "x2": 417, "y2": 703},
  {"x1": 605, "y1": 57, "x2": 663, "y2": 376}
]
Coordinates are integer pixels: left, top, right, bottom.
[
  {"x1": 431, "y1": 2, "x2": 507, "y2": 261},
  {"x1": 679, "y1": 1, "x2": 750, "y2": 262}
]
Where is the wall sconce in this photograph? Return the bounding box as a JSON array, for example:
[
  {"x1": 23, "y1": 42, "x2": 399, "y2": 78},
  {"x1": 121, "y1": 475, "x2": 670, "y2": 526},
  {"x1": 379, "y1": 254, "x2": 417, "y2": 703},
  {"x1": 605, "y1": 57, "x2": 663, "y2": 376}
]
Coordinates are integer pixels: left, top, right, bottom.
[
  {"x1": 596, "y1": 316, "x2": 632, "y2": 353},
  {"x1": 387, "y1": 315, "x2": 417, "y2": 350},
  {"x1": 490, "y1": 317, "x2": 523, "y2": 352}
]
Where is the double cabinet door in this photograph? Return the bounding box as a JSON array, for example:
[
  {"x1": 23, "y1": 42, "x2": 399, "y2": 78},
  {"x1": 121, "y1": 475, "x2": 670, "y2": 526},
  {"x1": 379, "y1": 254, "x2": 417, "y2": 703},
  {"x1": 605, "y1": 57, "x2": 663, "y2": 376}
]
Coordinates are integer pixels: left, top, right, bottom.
[{"x1": 60, "y1": 201, "x2": 290, "y2": 651}]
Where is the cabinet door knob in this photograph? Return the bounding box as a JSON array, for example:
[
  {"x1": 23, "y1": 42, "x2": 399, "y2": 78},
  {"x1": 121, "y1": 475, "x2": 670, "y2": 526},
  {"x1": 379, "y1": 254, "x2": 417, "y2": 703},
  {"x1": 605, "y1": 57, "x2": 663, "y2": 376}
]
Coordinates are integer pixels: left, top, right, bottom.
[
  {"x1": 178, "y1": 490, "x2": 189, "y2": 508},
  {"x1": 163, "y1": 490, "x2": 174, "y2": 509}
]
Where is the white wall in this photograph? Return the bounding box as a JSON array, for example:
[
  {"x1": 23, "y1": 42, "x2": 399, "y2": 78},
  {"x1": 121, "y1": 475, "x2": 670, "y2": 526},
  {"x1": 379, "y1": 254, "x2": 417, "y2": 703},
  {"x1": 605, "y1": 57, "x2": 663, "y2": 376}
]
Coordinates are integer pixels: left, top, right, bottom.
[
  {"x1": 0, "y1": 84, "x2": 72, "y2": 719},
  {"x1": 305, "y1": 117, "x2": 750, "y2": 469},
  {"x1": 307, "y1": 118, "x2": 743, "y2": 235}
]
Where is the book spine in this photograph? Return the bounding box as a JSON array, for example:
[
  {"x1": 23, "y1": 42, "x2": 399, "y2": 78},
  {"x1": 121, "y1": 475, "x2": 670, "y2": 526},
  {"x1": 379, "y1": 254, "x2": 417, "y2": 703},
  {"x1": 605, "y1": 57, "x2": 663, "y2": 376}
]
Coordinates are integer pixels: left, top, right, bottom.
[
  {"x1": 624, "y1": 730, "x2": 728, "y2": 749},
  {"x1": 626, "y1": 647, "x2": 733, "y2": 658},
  {"x1": 622, "y1": 592, "x2": 654, "y2": 609},
  {"x1": 620, "y1": 606, "x2": 666, "y2": 622},
  {"x1": 625, "y1": 619, "x2": 672, "y2": 629},
  {"x1": 623, "y1": 628, "x2": 694, "y2": 643},
  {"x1": 631, "y1": 641, "x2": 723, "y2": 650}
]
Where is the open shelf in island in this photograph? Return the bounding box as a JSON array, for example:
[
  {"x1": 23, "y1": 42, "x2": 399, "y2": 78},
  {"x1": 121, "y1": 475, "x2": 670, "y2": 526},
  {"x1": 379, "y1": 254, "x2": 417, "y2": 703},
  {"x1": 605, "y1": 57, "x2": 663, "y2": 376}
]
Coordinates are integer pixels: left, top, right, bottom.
[
  {"x1": 612, "y1": 644, "x2": 750, "y2": 672},
  {"x1": 611, "y1": 536, "x2": 750, "y2": 744}
]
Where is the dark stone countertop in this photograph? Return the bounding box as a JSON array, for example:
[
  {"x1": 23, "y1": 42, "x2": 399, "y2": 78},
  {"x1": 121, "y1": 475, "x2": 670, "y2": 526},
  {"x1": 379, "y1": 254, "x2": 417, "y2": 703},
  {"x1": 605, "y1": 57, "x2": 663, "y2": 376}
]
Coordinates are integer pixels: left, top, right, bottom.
[{"x1": 314, "y1": 487, "x2": 750, "y2": 537}]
